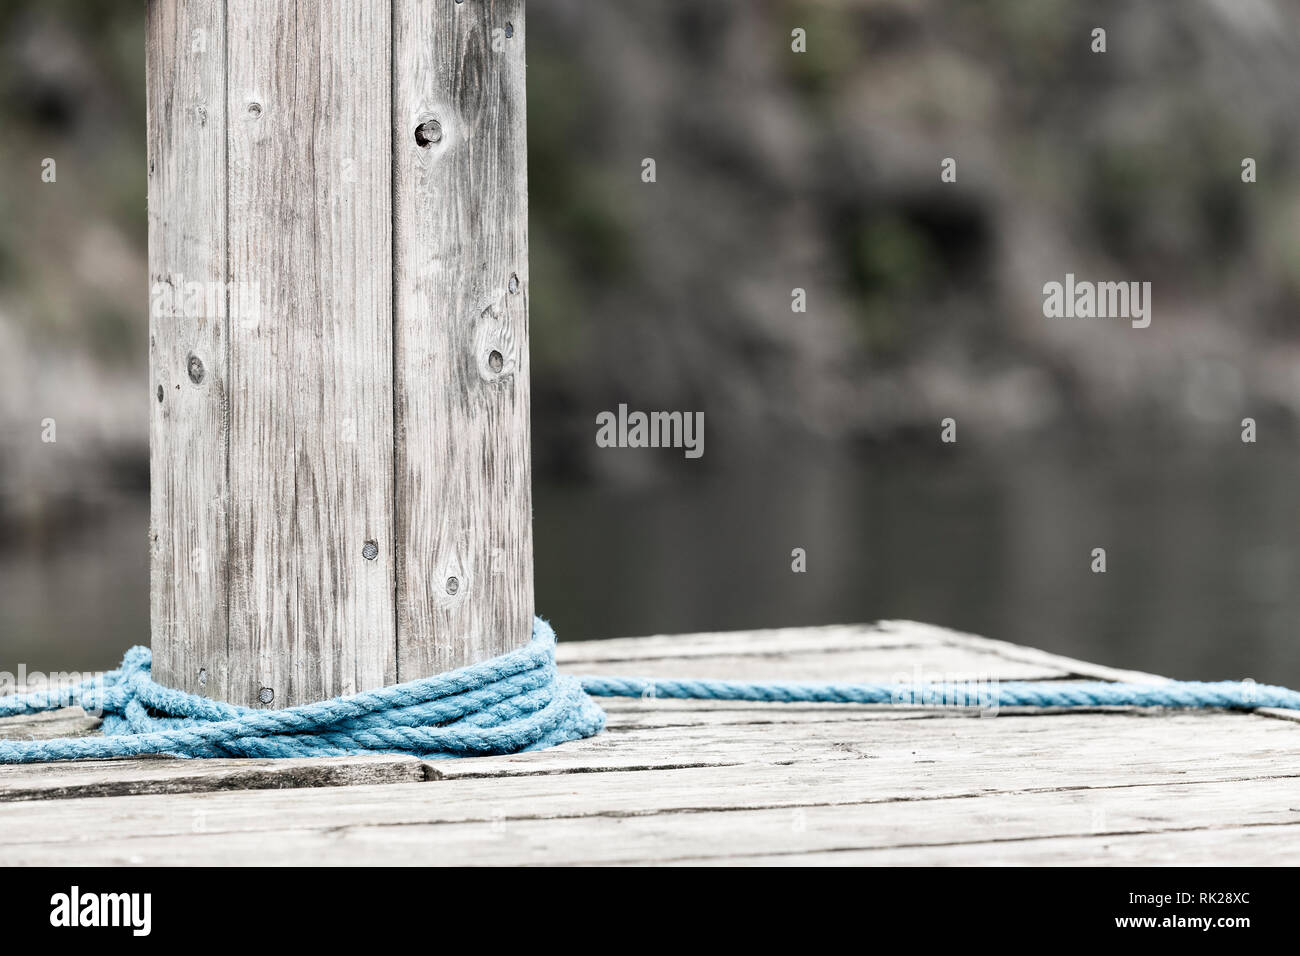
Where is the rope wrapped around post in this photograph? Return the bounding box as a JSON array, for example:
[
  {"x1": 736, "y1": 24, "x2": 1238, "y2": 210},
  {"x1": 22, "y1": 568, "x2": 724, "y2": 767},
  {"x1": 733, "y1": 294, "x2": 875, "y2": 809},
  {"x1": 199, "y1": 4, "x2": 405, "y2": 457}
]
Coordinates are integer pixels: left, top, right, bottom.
[
  {"x1": 3, "y1": 618, "x2": 1299, "y2": 764},
  {"x1": 0, "y1": 620, "x2": 603, "y2": 763}
]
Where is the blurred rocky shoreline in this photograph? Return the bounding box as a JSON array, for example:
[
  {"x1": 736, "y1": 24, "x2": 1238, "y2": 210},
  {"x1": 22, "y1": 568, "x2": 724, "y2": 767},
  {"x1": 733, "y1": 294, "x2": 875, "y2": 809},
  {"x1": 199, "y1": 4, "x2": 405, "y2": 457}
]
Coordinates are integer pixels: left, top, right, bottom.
[{"x1": 5, "y1": 0, "x2": 1300, "y2": 539}]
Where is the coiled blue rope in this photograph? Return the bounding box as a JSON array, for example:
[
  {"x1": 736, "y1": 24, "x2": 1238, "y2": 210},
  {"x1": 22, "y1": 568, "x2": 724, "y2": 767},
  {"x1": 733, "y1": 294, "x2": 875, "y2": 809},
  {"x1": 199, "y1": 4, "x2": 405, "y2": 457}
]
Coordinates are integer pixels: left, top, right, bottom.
[{"x1": 2, "y1": 617, "x2": 1298, "y2": 764}]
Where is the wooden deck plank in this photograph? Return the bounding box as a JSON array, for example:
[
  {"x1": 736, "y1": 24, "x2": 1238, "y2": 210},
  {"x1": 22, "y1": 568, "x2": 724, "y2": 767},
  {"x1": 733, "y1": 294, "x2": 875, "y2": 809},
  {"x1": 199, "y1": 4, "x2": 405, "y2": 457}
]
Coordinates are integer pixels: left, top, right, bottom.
[
  {"x1": 0, "y1": 755, "x2": 423, "y2": 803},
  {"x1": 563, "y1": 644, "x2": 1069, "y2": 682},
  {"x1": 552, "y1": 622, "x2": 950, "y2": 663},
  {"x1": 0, "y1": 709, "x2": 101, "y2": 742},
  {"x1": 559, "y1": 621, "x2": 1163, "y2": 683},
  {"x1": 589, "y1": 699, "x2": 1133, "y2": 728},
  {"x1": 1, "y1": 712, "x2": 1294, "y2": 810},
  {"x1": 2, "y1": 708, "x2": 1290, "y2": 799},
  {"x1": 425, "y1": 710, "x2": 1299, "y2": 780},
  {"x1": 874, "y1": 621, "x2": 1172, "y2": 684},
  {"x1": 4, "y1": 747, "x2": 1297, "y2": 844},
  {"x1": 2, "y1": 775, "x2": 1298, "y2": 866},
  {"x1": 722, "y1": 825, "x2": 1300, "y2": 867}
]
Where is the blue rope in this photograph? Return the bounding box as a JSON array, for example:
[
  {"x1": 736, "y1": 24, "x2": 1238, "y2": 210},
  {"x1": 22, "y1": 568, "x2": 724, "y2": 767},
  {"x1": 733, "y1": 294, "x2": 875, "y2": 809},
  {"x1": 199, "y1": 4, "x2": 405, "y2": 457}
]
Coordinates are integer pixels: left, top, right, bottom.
[
  {"x1": 577, "y1": 675, "x2": 1300, "y2": 709},
  {"x1": 0, "y1": 620, "x2": 604, "y2": 763},
  {"x1": 1, "y1": 617, "x2": 1297, "y2": 764}
]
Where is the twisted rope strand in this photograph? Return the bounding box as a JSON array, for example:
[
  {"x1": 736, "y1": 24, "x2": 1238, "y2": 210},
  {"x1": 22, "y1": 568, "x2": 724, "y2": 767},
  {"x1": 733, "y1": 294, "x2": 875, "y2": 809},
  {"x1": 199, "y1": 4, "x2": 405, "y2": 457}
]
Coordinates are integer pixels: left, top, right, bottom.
[
  {"x1": 1, "y1": 618, "x2": 1296, "y2": 764},
  {"x1": 575, "y1": 675, "x2": 1300, "y2": 710}
]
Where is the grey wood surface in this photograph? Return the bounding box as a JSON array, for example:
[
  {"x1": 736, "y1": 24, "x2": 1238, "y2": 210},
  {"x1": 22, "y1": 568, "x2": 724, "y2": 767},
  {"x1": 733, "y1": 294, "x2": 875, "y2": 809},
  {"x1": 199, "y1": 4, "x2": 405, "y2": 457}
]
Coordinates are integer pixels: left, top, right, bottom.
[
  {"x1": 393, "y1": 0, "x2": 534, "y2": 677},
  {"x1": 147, "y1": 0, "x2": 230, "y2": 706},
  {"x1": 147, "y1": 0, "x2": 531, "y2": 705},
  {"x1": 2, "y1": 621, "x2": 1296, "y2": 865},
  {"x1": 224, "y1": 0, "x2": 397, "y2": 708}
]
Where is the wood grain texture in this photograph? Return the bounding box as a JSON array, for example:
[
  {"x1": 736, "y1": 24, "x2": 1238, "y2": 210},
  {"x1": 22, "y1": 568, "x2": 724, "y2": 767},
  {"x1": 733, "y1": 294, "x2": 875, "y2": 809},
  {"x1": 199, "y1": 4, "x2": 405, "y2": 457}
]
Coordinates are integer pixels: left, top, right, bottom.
[
  {"x1": 393, "y1": 0, "x2": 534, "y2": 677},
  {"x1": 149, "y1": 0, "x2": 530, "y2": 704},
  {"x1": 8, "y1": 766, "x2": 1298, "y2": 846},
  {"x1": 5, "y1": 622, "x2": 1297, "y2": 865},
  {"x1": 223, "y1": 0, "x2": 395, "y2": 707},
  {"x1": 3, "y1": 747, "x2": 1299, "y2": 865},
  {"x1": 562, "y1": 643, "x2": 1067, "y2": 682},
  {"x1": 423, "y1": 709, "x2": 1300, "y2": 781},
  {"x1": 147, "y1": 0, "x2": 229, "y2": 706},
  {"x1": 152, "y1": 0, "x2": 397, "y2": 706},
  {"x1": 0, "y1": 708, "x2": 100, "y2": 743},
  {"x1": 554, "y1": 620, "x2": 1169, "y2": 683},
  {"x1": 0, "y1": 755, "x2": 422, "y2": 804}
]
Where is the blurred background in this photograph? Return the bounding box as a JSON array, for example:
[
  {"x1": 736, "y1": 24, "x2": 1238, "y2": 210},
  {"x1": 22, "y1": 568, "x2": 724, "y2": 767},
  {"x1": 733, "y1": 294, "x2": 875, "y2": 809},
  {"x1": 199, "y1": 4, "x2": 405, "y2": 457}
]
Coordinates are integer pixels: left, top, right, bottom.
[{"x1": 2, "y1": 0, "x2": 1300, "y2": 685}]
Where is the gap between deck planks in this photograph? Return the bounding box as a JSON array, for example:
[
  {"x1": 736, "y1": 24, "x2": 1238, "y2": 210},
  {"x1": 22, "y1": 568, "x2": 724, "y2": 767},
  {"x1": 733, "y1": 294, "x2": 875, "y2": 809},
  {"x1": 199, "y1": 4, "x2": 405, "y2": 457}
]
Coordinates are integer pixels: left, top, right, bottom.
[{"x1": 1, "y1": 620, "x2": 1297, "y2": 865}]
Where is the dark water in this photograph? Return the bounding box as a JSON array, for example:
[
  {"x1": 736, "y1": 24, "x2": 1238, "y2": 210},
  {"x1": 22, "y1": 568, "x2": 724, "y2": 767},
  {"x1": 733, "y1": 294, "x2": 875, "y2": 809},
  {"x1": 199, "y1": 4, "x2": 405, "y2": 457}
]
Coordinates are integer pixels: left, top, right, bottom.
[
  {"x1": 5, "y1": 441, "x2": 1299, "y2": 687},
  {"x1": 537, "y1": 441, "x2": 1300, "y2": 688}
]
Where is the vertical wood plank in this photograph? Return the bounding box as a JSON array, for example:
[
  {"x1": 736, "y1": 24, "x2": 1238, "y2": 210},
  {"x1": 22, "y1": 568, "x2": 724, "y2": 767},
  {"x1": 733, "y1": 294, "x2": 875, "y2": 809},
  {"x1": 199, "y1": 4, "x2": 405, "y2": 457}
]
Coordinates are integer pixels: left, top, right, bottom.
[
  {"x1": 153, "y1": 1, "x2": 531, "y2": 704},
  {"x1": 223, "y1": 0, "x2": 395, "y2": 707},
  {"x1": 147, "y1": 0, "x2": 229, "y2": 699},
  {"x1": 393, "y1": 0, "x2": 534, "y2": 676}
]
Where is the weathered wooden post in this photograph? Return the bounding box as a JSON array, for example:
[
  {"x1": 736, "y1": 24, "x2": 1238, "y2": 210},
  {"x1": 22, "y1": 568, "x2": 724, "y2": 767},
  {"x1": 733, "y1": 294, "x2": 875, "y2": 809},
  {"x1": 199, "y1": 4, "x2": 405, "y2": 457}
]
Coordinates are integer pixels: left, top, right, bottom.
[{"x1": 146, "y1": 0, "x2": 532, "y2": 707}]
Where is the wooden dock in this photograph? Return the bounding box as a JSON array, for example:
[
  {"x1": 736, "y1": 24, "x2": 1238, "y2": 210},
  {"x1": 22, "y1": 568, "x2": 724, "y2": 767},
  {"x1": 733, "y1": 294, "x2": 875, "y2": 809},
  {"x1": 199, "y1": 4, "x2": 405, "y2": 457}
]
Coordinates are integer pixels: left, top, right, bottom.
[{"x1": 3, "y1": 620, "x2": 1298, "y2": 866}]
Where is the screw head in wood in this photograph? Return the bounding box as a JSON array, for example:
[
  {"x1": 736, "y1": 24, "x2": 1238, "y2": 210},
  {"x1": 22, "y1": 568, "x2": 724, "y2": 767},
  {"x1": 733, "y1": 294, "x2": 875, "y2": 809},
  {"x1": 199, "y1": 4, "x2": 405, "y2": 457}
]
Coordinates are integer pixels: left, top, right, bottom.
[
  {"x1": 247, "y1": 101, "x2": 262, "y2": 119},
  {"x1": 258, "y1": 687, "x2": 274, "y2": 705},
  {"x1": 362, "y1": 540, "x2": 379, "y2": 561},
  {"x1": 446, "y1": 576, "x2": 460, "y2": 595}
]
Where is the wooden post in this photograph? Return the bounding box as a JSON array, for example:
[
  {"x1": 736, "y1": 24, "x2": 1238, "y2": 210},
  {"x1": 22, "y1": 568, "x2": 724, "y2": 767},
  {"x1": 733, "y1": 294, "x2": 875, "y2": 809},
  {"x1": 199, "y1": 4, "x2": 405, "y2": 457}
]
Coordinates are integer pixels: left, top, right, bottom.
[{"x1": 146, "y1": 0, "x2": 532, "y2": 708}]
